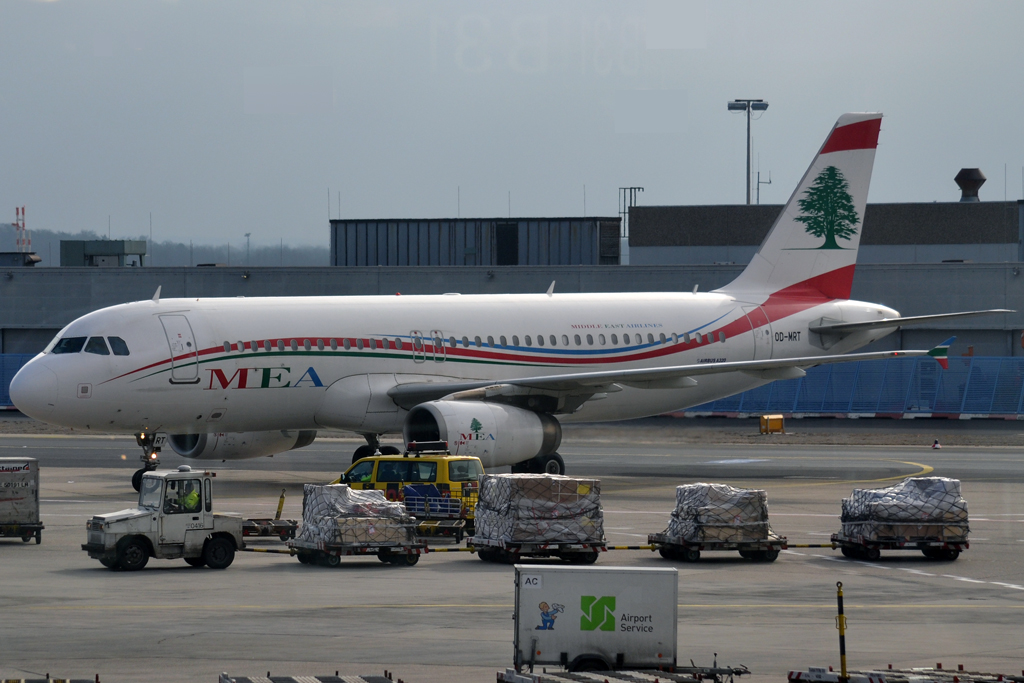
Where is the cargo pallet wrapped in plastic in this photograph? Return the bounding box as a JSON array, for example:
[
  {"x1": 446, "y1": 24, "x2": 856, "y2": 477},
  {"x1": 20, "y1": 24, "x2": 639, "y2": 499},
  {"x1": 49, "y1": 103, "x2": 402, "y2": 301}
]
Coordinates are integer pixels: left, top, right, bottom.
[
  {"x1": 833, "y1": 477, "x2": 969, "y2": 561},
  {"x1": 649, "y1": 482, "x2": 784, "y2": 562},
  {"x1": 471, "y1": 474, "x2": 605, "y2": 564},
  {"x1": 289, "y1": 484, "x2": 424, "y2": 567}
]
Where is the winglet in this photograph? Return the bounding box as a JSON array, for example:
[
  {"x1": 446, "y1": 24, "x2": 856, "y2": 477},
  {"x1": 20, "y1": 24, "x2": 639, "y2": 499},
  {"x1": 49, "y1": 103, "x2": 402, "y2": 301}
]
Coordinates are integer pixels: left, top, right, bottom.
[
  {"x1": 151, "y1": 286, "x2": 161, "y2": 303},
  {"x1": 927, "y1": 336, "x2": 956, "y2": 370},
  {"x1": 546, "y1": 281, "x2": 555, "y2": 297}
]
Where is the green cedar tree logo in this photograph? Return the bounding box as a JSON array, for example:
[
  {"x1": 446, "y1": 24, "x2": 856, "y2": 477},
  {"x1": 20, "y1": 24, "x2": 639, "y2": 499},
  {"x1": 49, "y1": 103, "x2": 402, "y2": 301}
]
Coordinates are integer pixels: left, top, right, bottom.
[
  {"x1": 794, "y1": 165, "x2": 860, "y2": 249},
  {"x1": 470, "y1": 418, "x2": 483, "y2": 435},
  {"x1": 580, "y1": 596, "x2": 616, "y2": 631}
]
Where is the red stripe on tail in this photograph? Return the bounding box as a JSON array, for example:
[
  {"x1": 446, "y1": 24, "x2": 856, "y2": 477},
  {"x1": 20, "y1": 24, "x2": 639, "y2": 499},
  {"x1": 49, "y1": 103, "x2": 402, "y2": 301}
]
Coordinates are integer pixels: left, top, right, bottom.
[{"x1": 820, "y1": 117, "x2": 882, "y2": 154}]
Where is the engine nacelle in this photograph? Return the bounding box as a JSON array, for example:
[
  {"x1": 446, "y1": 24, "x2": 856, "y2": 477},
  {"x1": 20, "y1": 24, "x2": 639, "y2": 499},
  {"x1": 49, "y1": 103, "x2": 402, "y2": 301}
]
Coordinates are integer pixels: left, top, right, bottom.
[
  {"x1": 403, "y1": 401, "x2": 560, "y2": 469},
  {"x1": 167, "y1": 430, "x2": 317, "y2": 461}
]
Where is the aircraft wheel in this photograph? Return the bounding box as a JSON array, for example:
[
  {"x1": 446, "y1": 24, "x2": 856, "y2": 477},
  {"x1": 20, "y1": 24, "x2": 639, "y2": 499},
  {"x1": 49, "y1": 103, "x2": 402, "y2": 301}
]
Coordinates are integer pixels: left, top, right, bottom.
[
  {"x1": 131, "y1": 469, "x2": 145, "y2": 492},
  {"x1": 531, "y1": 453, "x2": 565, "y2": 475},
  {"x1": 379, "y1": 446, "x2": 401, "y2": 455},
  {"x1": 510, "y1": 460, "x2": 532, "y2": 474},
  {"x1": 352, "y1": 445, "x2": 376, "y2": 464}
]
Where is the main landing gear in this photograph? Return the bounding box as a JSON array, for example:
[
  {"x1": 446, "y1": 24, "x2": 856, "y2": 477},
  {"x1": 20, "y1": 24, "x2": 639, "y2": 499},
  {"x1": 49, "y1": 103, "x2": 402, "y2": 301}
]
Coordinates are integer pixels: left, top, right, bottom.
[
  {"x1": 132, "y1": 432, "x2": 165, "y2": 492},
  {"x1": 351, "y1": 434, "x2": 401, "y2": 464},
  {"x1": 511, "y1": 452, "x2": 565, "y2": 475}
]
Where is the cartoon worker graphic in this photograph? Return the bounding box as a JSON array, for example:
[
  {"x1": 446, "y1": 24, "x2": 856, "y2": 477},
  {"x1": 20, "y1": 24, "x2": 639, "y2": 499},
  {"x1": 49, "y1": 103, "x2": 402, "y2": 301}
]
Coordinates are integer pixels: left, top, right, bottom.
[{"x1": 536, "y1": 601, "x2": 565, "y2": 630}]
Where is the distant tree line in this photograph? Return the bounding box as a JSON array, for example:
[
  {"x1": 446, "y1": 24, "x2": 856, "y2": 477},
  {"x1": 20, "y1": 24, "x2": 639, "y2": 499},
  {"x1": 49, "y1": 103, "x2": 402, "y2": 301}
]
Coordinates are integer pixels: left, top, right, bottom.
[{"x1": 0, "y1": 225, "x2": 329, "y2": 267}]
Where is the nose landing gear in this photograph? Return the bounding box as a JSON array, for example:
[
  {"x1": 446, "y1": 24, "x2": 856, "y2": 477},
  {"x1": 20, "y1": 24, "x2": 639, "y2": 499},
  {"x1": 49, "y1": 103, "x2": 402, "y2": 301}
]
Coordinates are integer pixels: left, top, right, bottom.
[
  {"x1": 351, "y1": 434, "x2": 401, "y2": 464},
  {"x1": 132, "y1": 432, "x2": 166, "y2": 491}
]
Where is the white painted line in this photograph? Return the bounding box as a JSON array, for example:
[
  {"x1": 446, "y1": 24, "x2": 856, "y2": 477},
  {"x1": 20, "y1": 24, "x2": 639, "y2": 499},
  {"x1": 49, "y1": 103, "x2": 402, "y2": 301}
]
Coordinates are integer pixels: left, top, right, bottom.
[
  {"x1": 782, "y1": 550, "x2": 807, "y2": 556},
  {"x1": 990, "y1": 582, "x2": 1024, "y2": 590},
  {"x1": 703, "y1": 458, "x2": 769, "y2": 464},
  {"x1": 898, "y1": 568, "x2": 936, "y2": 576},
  {"x1": 942, "y1": 575, "x2": 986, "y2": 584}
]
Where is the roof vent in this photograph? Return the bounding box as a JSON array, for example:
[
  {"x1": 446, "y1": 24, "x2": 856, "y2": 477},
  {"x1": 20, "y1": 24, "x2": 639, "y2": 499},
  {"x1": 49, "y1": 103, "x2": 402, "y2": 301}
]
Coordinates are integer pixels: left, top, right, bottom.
[{"x1": 954, "y1": 168, "x2": 986, "y2": 202}]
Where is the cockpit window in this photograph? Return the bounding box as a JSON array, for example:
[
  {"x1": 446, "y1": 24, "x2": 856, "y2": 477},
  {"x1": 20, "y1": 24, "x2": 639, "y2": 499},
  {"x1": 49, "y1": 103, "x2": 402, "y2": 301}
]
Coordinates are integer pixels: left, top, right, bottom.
[
  {"x1": 108, "y1": 337, "x2": 130, "y2": 356},
  {"x1": 84, "y1": 337, "x2": 110, "y2": 355},
  {"x1": 50, "y1": 337, "x2": 87, "y2": 354}
]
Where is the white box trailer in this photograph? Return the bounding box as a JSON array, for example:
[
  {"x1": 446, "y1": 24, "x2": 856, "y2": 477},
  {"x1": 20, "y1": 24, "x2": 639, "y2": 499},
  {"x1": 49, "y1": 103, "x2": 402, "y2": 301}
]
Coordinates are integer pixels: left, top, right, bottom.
[
  {"x1": 0, "y1": 457, "x2": 43, "y2": 544},
  {"x1": 513, "y1": 565, "x2": 678, "y2": 673}
]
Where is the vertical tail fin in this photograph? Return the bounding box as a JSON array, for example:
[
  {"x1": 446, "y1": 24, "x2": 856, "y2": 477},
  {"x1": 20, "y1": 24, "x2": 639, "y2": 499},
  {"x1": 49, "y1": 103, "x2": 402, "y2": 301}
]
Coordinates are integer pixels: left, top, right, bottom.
[{"x1": 719, "y1": 113, "x2": 882, "y2": 300}]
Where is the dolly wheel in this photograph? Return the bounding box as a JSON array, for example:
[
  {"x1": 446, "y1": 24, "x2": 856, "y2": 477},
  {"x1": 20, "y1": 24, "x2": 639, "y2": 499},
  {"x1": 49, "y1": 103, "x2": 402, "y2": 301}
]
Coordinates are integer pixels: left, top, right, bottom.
[
  {"x1": 863, "y1": 547, "x2": 881, "y2": 561},
  {"x1": 761, "y1": 549, "x2": 780, "y2": 562},
  {"x1": 682, "y1": 548, "x2": 701, "y2": 562},
  {"x1": 942, "y1": 548, "x2": 960, "y2": 561}
]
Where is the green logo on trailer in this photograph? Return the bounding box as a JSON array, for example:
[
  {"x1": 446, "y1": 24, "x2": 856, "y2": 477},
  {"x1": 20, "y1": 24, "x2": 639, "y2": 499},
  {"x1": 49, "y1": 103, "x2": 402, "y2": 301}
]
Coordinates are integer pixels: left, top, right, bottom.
[
  {"x1": 580, "y1": 596, "x2": 616, "y2": 631},
  {"x1": 795, "y1": 165, "x2": 860, "y2": 249}
]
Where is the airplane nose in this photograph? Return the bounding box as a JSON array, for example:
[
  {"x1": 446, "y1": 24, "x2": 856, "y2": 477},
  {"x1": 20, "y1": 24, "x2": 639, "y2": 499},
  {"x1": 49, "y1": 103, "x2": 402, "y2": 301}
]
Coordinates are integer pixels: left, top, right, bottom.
[{"x1": 9, "y1": 359, "x2": 58, "y2": 419}]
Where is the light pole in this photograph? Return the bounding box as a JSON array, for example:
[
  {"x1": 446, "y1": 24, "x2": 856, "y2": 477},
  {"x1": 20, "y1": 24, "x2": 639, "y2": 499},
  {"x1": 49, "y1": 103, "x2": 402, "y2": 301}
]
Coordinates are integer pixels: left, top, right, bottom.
[
  {"x1": 727, "y1": 99, "x2": 769, "y2": 204},
  {"x1": 244, "y1": 233, "x2": 251, "y2": 266}
]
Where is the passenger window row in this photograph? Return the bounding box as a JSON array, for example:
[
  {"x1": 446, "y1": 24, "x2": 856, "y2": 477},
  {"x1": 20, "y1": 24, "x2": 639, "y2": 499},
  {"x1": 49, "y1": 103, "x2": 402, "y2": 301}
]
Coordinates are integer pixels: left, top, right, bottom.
[
  {"x1": 221, "y1": 329, "x2": 728, "y2": 354},
  {"x1": 50, "y1": 336, "x2": 130, "y2": 356}
]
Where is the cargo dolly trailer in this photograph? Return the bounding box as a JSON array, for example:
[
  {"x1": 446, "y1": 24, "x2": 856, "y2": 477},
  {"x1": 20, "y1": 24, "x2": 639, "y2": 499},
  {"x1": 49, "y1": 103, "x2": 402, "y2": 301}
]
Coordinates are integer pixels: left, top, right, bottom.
[
  {"x1": 648, "y1": 531, "x2": 785, "y2": 562},
  {"x1": 830, "y1": 532, "x2": 967, "y2": 561},
  {"x1": 473, "y1": 537, "x2": 605, "y2": 564},
  {"x1": 240, "y1": 490, "x2": 299, "y2": 541},
  {"x1": 289, "y1": 537, "x2": 427, "y2": 567}
]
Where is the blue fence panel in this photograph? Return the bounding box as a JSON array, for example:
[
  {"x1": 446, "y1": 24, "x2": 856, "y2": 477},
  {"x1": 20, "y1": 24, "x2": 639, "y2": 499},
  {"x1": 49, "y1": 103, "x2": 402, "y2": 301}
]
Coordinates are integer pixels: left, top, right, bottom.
[
  {"x1": 794, "y1": 365, "x2": 831, "y2": 412},
  {"x1": 684, "y1": 356, "x2": 1024, "y2": 417},
  {"x1": 737, "y1": 383, "x2": 773, "y2": 413},
  {"x1": 875, "y1": 358, "x2": 917, "y2": 413},
  {"x1": 933, "y1": 358, "x2": 972, "y2": 413},
  {"x1": 849, "y1": 360, "x2": 885, "y2": 412},
  {"x1": 992, "y1": 359, "x2": 1024, "y2": 413},
  {"x1": 766, "y1": 377, "x2": 801, "y2": 412},
  {"x1": 821, "y1": 363, "x2": 858, "y2": 412},
  {"x1": 962, "y1": 358, "x2": 1000, "y2": 413},
  {"x1": 0, "y1": 355, "x2": 33, "y2": 406}
]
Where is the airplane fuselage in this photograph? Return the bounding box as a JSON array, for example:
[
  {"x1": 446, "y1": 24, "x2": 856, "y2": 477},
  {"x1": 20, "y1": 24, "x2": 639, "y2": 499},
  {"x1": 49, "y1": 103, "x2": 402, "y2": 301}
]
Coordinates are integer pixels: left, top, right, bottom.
[{"x1": 11, "y1": 291, "x2": 898, "y2": 436}]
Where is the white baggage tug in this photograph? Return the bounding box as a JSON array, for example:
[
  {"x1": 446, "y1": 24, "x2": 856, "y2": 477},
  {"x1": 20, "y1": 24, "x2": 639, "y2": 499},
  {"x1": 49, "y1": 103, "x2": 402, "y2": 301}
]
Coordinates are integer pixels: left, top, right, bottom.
[
  {"x1": 513, "y1": 565, "x2": 678, "y2": 673},
  {"x1": 82, "y1": 465, "x2": 244, "y2": 570}
]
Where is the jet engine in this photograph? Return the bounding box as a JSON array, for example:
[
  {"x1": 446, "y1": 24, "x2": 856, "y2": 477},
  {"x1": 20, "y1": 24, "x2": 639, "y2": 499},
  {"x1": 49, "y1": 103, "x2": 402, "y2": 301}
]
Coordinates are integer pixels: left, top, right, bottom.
[
  {"x1": 167, "y1": 430, "x2": 317, "y2": 460},
  {"x1": 402, "y1": 400, "x2": 560, "y2": 469}
]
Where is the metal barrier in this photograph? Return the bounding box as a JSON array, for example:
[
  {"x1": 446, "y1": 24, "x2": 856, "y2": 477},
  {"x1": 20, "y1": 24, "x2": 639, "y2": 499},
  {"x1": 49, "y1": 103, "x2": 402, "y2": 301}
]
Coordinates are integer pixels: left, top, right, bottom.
[{"x1": 688, "y1": 356, "x2": 1024, "y2": 417}]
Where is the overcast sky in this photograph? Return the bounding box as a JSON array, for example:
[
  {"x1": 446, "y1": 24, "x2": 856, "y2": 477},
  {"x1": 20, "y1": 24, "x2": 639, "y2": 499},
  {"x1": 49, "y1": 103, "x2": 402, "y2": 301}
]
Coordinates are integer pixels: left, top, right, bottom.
[{"x1": 2, "y1": 1, "x2": 1023, "y2": 248}]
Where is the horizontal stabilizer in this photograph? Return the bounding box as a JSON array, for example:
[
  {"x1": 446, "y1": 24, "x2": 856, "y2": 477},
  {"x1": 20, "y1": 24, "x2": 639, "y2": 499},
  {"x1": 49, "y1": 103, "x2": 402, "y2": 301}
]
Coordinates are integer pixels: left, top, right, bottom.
[{"x1": 809, "y1": 309, "x2": 1013, "y2": 334}]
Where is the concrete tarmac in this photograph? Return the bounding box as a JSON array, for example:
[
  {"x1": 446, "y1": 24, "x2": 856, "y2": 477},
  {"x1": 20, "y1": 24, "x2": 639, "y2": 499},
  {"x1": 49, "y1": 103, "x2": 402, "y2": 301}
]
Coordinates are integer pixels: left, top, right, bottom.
[{"x1": 2, "y1": 428, "x2": 1023, "y2": 683}]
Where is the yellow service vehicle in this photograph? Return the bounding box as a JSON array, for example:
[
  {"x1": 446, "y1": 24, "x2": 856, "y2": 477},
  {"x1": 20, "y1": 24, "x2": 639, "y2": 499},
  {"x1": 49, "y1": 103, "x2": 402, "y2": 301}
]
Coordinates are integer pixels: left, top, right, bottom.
[{"x1": 339, "y1": 443, "x2": 483, "y2": 536}]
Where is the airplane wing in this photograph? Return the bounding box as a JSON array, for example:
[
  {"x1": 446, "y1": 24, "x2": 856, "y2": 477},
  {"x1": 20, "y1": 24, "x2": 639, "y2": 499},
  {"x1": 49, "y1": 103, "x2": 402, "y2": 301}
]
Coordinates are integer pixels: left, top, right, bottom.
[
  {"x1": 809, "y1": 309, "x2": 1012, "y2": 334},
  {"x1": 387, "y1": 342, "x2": 952, "y2": 412}
]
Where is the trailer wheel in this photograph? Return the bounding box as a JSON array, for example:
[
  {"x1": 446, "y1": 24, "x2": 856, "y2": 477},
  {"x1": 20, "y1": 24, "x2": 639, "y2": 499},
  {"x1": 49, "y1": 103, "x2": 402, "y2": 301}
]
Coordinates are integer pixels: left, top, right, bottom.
[
  {"x1": 22, "y1": 535, "x2": 31, "y2": 543},
  {"x1": 565, "y1": 551, "x2": 599, "y2": 565},
  {"x1": 477, "y1": 549, "x2": 497, "y2": 562},
  {"x1": 396, "y1": 554, "x2": 419, "y2": 567},
  {"x1": 185, "y1": 557, "x2": 207, "y2": 568},
  {"x1": 941, "y1": 548, "x2": 960, "y2": 561},
  {"x1": 921, "y1": 547, "x2": 939, "y2": 559},
  {"x1": 568, "y1": 656, "x2": 610, "y2": 672},
  {"x1": 35, "y1": 530, "x2": 41, "y2": 545},
  {"x1": 658, "y1": 547, "x2": 677, "y2": 560},
  {"x1": 322, "y1": 553, "x2": 341, "y2": 568},
  {"x1": 840, "y1": 546, "x2": 857, "y2": 558},
  {"x1": 863, "y1": 547, "x2": 881, "y2": 561},
  {"x1": 377, "y1": 551, "x2": 393, "y2": 563},
  {"x1": 296, "y1": 552, "x2": 315, "y2": 565},
  {"x1": 116, "y1": 538, "x2": 150, "y2": 571},
  {"x1": 760, "y1": 549, "x2": 779, "y2": 562},
  {"x1": 738, "y1": 550, "x2": 756, "y2": 560},
  {"x1": 203, "y1": 537, "x2": 235, "y2": 569}
]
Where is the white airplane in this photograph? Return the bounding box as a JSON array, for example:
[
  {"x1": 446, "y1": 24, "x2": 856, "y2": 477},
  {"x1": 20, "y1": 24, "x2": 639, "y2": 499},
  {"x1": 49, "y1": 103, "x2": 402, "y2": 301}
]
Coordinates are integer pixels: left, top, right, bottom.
[{"x1": 10, "y1": 113, "x2": 1007, "y2": 489}]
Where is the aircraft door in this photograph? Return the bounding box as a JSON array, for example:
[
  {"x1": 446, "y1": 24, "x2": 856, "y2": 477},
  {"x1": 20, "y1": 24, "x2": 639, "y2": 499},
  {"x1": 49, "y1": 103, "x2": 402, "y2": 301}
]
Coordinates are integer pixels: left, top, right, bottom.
[
  {"x1": 160, "y1": 315, "x2": 200, "y2": 383},
  {"x1": 742, "y1": 306, "x2": 773, "y2": 360}
]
